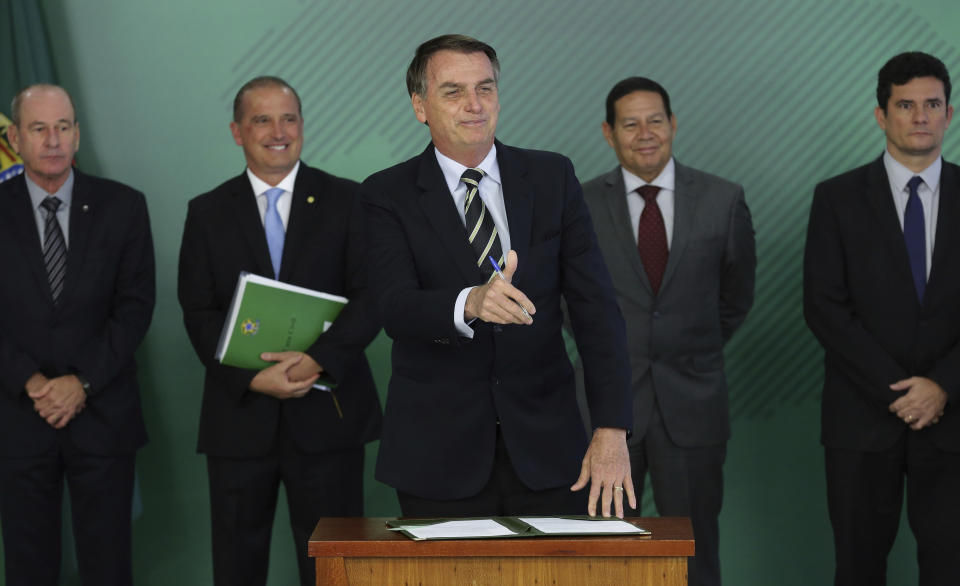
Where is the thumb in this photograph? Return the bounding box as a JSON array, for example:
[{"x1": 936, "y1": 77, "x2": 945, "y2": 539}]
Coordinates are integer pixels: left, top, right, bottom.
[{"x1": 502, "y1": 250, "x2": 519, "y2": 283}]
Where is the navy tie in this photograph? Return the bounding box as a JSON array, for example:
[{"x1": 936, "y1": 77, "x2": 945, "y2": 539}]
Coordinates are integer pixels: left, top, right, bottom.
[{"x1": 903, "y1": 175, "x2": 926, "y2": 301}]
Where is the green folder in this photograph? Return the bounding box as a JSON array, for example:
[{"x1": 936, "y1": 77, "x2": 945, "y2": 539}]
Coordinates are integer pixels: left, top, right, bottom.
[{"x1": 215, "y1": 272, "x2": 347, "y2": 370}]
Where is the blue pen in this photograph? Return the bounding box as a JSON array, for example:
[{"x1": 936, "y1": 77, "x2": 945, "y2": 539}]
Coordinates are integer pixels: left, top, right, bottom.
[{"x1": 488, "y1": 255, "x2": 533, "y2": 321}]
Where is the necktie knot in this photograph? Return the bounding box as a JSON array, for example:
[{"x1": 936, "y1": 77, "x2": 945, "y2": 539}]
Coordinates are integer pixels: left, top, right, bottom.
[
  {"x1": 265, "y1": 187, "x2": 284, "y2": 207},
  {"x1": 637, "y1": 184, "x2": 661, "y2": 203},
  {"x1": 907, "y1": 175, "x2": 923, "y2": 194},
  {"x1": 41, "y1": 196, "x2": 62, "y2": 216},
  {"x1": 461, "y1": 167, "x2": 485, "y2": 188}
]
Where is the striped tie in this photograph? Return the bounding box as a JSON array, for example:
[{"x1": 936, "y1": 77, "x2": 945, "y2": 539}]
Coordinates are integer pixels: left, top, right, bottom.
[
  {"x1": 461, "y1": 168, "x2": 503, "y2": 281},
  {"x1": 41, "y1": 196, "x2": 67, "y2": 304}
]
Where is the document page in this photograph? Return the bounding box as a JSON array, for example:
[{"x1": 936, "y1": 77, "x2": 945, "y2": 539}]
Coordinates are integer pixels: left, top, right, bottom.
[
  {"x1": 518, "y1": 517, "x2": 646, "y2": 534},
  {"x1": 397, "y1": 519, "x2": 517, "y2": 540}
]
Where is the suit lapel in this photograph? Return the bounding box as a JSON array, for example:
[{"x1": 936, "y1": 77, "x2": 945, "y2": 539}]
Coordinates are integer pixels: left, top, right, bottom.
[
  {"x1": 929, "y1": 160, "x2": 960, "y2": 296},
  {"x1": 496, "y1": 142, "x2": 532, "y2": 284},
  {"x1": 280, "y1": 165, "x2": 322, "y2": 281},
  {"x1": 661, "y1": 162, "x2": 694, "y2": 293},
  {"x1": 63, "y1": 170, "x2": 93, "y2": 307},
  {"x1": 4, "y1": 175, "x2": 50, "y2": 302},
  {"x1": 863, "y1": 157, "x2": 916, "y2": 298},
  {"x1": 228, "y1": 173, "x2": 275, "y2": 278},
  {"x1": 602, "y1": 168, "x2": 653, "y2": 293},
  {"x1": 416, "y1": 146, "x2": 481, "y2": 285}
]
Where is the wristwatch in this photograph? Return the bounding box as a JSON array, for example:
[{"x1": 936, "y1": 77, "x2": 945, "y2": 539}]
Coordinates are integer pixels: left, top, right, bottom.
[{"x1": 76, "y1": 374, "x2": 92, "y2": 395}]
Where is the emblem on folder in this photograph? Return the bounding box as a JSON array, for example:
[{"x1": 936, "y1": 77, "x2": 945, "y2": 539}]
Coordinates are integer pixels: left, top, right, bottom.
[{"x1": 240, "y1": 318, "x2": 260, "y2": 336}]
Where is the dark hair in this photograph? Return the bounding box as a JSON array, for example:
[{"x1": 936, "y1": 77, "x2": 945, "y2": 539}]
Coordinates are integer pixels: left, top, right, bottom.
[
  {"x1": 605, "y1": 77, "x2": 672, "y2": 126},
  {"x1": 406, "y1": 34, "x2": 500, "y2": 97},
  {"x1": 233, "y1": 76, "x2": 302, "y2": 122},
  {"x1": 11, "y1": 84, "x2": 77, "y2": 126},
  {"x1": 877, "y1": 52, "x2": 951, "y2": 111}
]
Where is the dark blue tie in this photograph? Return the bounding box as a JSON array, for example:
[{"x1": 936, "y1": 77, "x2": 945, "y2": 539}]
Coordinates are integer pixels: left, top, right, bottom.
[{"x1": 903, "y1": 175, "x2": 926, "y2": 300}]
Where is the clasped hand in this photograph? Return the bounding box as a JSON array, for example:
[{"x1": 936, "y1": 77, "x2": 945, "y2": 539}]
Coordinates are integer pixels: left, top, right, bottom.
[
  {"x1": 889, "y1": 376, "x2": 947, "y2": 430},
  {"x1": 27, "y1": 373, "x2": 86, "y2": 429},
  {"x1": 249, "y1": 351, "x2": 321, "y2": 400}
]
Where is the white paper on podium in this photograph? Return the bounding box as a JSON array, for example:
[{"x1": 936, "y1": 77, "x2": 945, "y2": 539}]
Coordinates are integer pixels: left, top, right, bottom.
[
  {"x1": 397, "y1": 519, "x2": 517, "y2": 540},
  {"x1": 518, "y1": 517, "x2": 645, "y2": 534}
]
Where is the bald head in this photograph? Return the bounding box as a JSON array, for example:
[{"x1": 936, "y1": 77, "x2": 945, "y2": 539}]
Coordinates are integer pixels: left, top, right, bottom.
[{"x1": 11, "y1": 84, "x2": 76, "y2": 127}]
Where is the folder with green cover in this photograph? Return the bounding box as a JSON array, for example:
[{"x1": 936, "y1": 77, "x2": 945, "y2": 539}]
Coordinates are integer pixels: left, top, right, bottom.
[{"x1": 215, "y1": 272, "x2": 348, "y2": 370}]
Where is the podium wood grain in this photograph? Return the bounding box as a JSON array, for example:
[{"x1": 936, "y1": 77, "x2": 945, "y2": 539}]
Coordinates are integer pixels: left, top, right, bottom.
[{"x1": 309, "y1": 517, "x2": 694, "y2": 585}]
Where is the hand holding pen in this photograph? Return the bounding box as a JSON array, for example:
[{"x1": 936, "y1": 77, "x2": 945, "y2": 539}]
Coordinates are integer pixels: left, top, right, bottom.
[{"x1": 463, "y1": 249, "x2": 535, "y2": 325}]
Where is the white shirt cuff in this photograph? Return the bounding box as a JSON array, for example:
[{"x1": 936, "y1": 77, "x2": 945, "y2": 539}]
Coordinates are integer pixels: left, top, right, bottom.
[{"x1": 454, "y1": 287, "x2": 476, "y2": 339}]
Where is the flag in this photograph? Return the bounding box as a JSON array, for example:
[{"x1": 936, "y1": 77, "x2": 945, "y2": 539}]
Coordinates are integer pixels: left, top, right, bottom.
[{"x1": 0, "y1": 112, "x2": 23, "y2": 183}]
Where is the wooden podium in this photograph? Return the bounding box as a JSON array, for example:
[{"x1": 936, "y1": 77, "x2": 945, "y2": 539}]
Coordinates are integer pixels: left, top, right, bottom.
[{"x1": 308, "y1": 517, "x2": 694, "y2": 585}]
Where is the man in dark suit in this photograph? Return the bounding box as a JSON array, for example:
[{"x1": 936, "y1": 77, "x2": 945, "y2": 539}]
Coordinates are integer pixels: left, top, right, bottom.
[
  {"x1": 805, "y1": 52, "x2": 960, "y2": 586},
  {"x1": 177, "y1": 77, "x2": 382, "y2": 586},
  {"x1": 580, "y1": 77, "x2": 755, "y2": 586},
  {"x1": 0, "y1": 84, "x2": 155, "y2": 586},
  {"x1": 361, "y1": 35, "x2": 634, "y2": 519}
]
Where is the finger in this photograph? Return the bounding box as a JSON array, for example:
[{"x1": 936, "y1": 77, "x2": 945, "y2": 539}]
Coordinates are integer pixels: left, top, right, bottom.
[
  {"x1": 624, "y1": 472, "x2": 637, "y2": 510},
  {"x1": 502, "y1": 249, "x2": 519, "y2": 282},
  {"x1": 600, "y1": 481, "x2": 613, "y2": 518},
  {"x1": 889, "y1": 395, "x2": 910, "y2": 412},
  {"x1": 503, "y1": 288, "x2": 536, "y2": 318},
  {"x1": 889, "y1": 378, "x2": 914, "y2": 392},
  {"x1": 570, "y1": 460, "x2": 590, "y2": 492},
  {"x1": 587, "y1": 480, "x2": 601, "y2": 517},
  {"x1": 613, "y1": 484, "x2": 624, "y2": 519}
]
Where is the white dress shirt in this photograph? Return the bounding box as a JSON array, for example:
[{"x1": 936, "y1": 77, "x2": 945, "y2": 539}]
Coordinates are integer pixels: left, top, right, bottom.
[{"x1": 246, "y1": 160, "x2": 301, "y2": 230}]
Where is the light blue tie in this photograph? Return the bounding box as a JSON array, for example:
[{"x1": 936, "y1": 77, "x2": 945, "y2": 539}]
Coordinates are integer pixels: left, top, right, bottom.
[
  {"x1": 264, "y1": 187, "x2": 285, "y2": 279},
  {"x1": 903, "y1": 176, "x2": 925, "y2": 301}
]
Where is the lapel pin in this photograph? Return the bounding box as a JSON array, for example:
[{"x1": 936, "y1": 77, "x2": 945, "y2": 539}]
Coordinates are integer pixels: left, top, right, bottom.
[{"x1": 307, "y1": 196, "x2": 315, "y2": 204}]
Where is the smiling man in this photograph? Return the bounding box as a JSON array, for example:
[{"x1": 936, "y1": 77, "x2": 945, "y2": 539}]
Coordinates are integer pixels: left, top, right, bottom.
[
  {"x1": 0, "y1": 84, "x2": 155, "y2": 586},
  {"x1": 580, "y1": 77, "x2": 755, "y2": 586},
  {"x1": 361, "y1": 35, "x2": 634, "y2": 519},
  {"x1": 177, "y1": 77, "x2": 381, "y2": 586},
  {"x1": 804, "y1": 51, "x2": 960, "y2": 585}
]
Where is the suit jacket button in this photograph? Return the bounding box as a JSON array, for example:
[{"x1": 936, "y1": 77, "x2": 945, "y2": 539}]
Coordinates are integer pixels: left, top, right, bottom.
[
  {"x1": 653, "y1": 310, "x2": 662, "y2": 318},
  {"x1": 493, "y1": 325, "x2": 503, "y2": 333},
  {"x1": 492, "y1": 377, "x2": 500, "y2": 385}
]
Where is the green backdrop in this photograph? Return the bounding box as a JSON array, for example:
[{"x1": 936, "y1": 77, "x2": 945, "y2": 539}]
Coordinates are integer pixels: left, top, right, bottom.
[{"x1": 3, "y1": 0, "x2": 959, "y2": 583}]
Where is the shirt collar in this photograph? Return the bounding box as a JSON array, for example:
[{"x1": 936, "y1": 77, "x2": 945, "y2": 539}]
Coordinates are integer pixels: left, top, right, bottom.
[
  {"x1": 434, "y1": 144, "x2": 501, "y2": 194},
  {"x1": 883, "y1": 150, "x2": 941, "y2": 194},
  {"x1": 621, "y1": 158, "x2": 675, "y2": 195},
  {"x1": 25, "y1": 168, "x2": 75, "y2": 211},
  {"x1": 246, "y1": 161, "x2": 300, "y2": 197}
]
